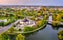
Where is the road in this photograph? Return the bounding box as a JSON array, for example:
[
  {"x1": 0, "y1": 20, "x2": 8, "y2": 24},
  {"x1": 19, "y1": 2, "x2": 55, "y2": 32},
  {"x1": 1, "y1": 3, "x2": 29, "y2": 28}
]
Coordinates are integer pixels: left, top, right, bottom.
[{"x1": 0, "y1": 23, "x2": 14, "y2": 34}]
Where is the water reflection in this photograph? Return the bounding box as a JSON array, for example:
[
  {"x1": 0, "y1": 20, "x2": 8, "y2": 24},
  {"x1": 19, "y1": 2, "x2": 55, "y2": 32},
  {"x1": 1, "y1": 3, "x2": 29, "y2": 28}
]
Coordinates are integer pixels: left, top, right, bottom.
[
  {"x1": 52, "y1": 25, "x2": 63, "y2": 30},
  {"x1": 25, "y1": 24, "x2": 62, "y2": 40},
  {"x1": 51, "y1": 26, "x2": 60, "y2": 30}
]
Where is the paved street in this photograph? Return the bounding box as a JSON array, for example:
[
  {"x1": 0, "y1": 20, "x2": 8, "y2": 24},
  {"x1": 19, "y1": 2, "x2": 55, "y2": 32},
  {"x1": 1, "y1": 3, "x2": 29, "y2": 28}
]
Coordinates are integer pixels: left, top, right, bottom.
[{"x1": 0, "y1": 23, "x2": 14, "y2": 34}]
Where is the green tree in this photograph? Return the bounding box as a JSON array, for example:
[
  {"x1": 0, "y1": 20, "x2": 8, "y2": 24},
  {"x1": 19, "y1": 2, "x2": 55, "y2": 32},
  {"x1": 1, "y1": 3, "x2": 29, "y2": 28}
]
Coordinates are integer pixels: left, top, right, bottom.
[
  {"x1": 58, "y1": 30, "x2": 63, "y2": 40},
  {"x1": 16, "y1": 34, "x2": 25, "y2": 40},
  {"x1": 0, "y1": 33, "x2": 10, "y2": 40},
  {"x1": 24, "y1": 26, "x2": 34, "y2": 32}
]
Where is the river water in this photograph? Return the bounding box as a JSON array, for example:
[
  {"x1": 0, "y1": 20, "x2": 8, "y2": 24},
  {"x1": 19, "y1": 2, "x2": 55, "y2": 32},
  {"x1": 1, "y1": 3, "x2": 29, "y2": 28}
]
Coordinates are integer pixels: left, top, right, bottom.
[
  {"x1": 25, "y1": 24, "x2": 63, "y2": 40},
  {"x1": 25, "y1": 16, "x2": 63, "y2": 40}
]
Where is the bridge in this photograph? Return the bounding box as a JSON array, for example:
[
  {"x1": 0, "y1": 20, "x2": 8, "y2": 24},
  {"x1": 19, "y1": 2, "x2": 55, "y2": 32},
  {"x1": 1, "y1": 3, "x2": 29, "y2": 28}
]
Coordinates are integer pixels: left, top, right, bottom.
[{"x1": 47, "y1": 16, "x2": 63, "y2": 25}]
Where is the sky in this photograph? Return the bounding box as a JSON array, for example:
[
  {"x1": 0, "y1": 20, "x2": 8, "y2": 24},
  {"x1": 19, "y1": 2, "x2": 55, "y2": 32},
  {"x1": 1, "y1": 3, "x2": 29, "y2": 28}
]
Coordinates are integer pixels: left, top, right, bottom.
[{"x1": 0, "y1": 0, "x2": 63, "y2": 6}]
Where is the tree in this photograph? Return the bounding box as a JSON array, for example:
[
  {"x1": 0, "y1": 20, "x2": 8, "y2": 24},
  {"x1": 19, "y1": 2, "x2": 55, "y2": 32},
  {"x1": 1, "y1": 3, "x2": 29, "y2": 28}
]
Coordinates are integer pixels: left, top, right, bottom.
[
  {"x1": 16, "y1": 34, "x2": 25, "y2": 40},
  {"x1": 58, "y1": 30, "x2": 63, "y2": 40},
  {"x1": 7, "y1": 27, "x2": 14, "y2": 33},
  {"x1": 0, "y1": 33, "x2": 10, "y2": 40},
  {"x1": 56, "y1": 14, "x2": 61, "y2": 21},
  {"x1": 24, "y1": 26, "x2": 34, "y2": 32}
]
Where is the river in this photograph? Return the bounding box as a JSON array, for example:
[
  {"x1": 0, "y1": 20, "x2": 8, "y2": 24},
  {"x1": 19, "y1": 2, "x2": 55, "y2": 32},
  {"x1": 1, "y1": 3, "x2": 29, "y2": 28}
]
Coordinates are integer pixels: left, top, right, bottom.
[{"x1": 25, "y1": 24, "x2": 63, "y2": 40}]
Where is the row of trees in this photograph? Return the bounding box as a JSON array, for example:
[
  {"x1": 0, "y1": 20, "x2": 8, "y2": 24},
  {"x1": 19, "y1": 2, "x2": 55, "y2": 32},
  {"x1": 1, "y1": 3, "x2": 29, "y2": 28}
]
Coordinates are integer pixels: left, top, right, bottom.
[{"x1": 0, "y1": 33, "x2": 25, "y2": 40}]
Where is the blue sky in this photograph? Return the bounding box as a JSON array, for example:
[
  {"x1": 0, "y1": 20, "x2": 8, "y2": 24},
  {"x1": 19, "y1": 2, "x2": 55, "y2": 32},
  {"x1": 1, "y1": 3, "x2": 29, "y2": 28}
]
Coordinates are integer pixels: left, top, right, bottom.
[{"x1": 0, "y1": 0, "x2": 63, "y2": 6}]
